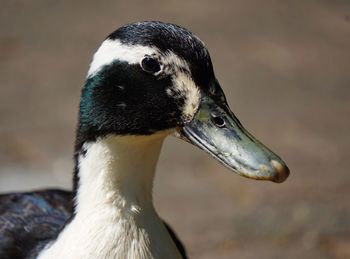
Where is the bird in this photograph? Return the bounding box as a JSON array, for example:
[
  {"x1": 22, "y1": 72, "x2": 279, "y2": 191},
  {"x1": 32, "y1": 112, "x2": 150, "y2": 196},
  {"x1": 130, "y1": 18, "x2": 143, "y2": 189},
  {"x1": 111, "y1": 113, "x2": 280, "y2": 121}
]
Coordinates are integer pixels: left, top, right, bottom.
[{"x1": 0, "y1": 21, "x2": 289, "y2": 259}]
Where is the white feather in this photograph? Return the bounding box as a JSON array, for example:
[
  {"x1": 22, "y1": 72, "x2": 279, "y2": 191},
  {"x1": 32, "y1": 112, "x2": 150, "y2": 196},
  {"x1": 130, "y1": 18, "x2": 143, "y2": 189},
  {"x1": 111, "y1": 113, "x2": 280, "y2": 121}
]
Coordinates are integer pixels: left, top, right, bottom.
[
  {"x1": 171, "y1": 72, "x2": 201, "y2": 122},
  {"x1": 161, "y1": 51, "x2": 201, "y2": 122},
  {"x1": 87, "y1": 39, "x2": 157, "y2": 78},
  {"x1": 38, "y1": 134, "x2": 182, "y2": 259}
]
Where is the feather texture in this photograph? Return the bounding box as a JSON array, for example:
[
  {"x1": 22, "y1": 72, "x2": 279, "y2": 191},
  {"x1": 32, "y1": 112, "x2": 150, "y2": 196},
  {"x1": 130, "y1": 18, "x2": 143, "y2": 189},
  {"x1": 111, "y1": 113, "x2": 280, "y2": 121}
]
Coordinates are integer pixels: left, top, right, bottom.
[{"x1": 0, "y1": 190, "x2": 187, "y2": 259}]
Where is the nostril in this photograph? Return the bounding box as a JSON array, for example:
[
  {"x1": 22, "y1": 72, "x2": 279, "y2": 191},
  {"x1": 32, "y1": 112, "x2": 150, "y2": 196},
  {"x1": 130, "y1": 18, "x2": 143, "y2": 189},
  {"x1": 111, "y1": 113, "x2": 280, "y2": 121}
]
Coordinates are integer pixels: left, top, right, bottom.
[{"x1": 211, "y1": 115, "x2": 226, "y2": 128}]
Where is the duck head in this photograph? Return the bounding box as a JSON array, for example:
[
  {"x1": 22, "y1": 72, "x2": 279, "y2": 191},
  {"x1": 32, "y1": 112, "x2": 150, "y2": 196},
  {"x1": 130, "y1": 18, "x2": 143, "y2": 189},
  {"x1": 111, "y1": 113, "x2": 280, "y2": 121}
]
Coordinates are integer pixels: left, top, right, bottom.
[{"x1": 78, "y1": 21, "x2": 289, "y2": 183}]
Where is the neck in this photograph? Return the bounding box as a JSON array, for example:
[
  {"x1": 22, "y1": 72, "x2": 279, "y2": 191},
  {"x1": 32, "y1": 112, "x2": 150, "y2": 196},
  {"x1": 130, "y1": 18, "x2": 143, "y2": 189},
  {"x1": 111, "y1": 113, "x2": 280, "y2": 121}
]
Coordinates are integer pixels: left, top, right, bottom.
[
  {"x1": 39, "y1": 134, "x2": 182, "y2": 259},
  {"x1": 76, "y1": 134, "x2": 162, "y2": 213}
]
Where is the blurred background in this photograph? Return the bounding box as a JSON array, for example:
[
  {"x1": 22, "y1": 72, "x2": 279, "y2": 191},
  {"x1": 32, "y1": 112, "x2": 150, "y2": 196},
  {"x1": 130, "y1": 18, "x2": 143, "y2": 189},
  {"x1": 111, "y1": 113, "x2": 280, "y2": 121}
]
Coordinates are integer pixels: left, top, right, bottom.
[{"x1": 1, "y1": 1, "x2": 349, "y2": 258}]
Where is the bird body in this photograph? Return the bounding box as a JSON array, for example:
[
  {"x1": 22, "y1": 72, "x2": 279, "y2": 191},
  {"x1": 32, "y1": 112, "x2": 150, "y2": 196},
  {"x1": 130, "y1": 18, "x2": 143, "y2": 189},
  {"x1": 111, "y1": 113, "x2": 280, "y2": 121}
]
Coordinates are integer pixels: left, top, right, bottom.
[{"x1": 0, "y1": 21, "x2": 289, "y2": 259}]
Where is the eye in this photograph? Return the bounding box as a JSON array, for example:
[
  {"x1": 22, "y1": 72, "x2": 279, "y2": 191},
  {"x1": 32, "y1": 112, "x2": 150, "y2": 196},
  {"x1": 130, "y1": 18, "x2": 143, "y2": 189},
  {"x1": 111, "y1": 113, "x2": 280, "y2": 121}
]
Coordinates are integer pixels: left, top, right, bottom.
[
  {"x1": 141, "y1": 56, "x2": 161, "y2": 74},
  {"x1": 211, "y1": 114, "x2": 226, "y2": 128}
]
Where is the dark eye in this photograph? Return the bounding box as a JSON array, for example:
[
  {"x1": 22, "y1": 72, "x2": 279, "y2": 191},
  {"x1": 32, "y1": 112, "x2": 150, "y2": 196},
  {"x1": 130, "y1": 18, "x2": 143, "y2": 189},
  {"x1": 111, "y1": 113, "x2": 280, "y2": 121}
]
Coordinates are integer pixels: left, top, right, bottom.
[
  {"x1": 211, "y1": 114, "x2": 226, "y2": 128},
  {"x1": 141, "y1": 56, "x2": 161, "y2": 74}
]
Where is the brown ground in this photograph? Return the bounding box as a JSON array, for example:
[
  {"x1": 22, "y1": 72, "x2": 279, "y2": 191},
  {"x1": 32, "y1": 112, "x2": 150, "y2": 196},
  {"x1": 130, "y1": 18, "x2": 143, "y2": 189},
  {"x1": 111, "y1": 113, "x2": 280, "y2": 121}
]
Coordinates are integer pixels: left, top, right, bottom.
[{"x1": 1, "y1": 1, "x2": 350, "y2": 258}]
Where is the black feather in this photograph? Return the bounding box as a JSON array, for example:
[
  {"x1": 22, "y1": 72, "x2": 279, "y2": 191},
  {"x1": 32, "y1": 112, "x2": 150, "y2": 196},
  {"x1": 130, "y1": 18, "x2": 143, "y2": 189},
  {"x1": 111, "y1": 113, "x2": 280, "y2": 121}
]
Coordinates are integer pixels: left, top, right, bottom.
[
  {"x1": 108, "y1": 21, "x2": 215, "y2": 89},
  {"x1": 0, "y1": 190, "x2": 72, "y2": 259}
]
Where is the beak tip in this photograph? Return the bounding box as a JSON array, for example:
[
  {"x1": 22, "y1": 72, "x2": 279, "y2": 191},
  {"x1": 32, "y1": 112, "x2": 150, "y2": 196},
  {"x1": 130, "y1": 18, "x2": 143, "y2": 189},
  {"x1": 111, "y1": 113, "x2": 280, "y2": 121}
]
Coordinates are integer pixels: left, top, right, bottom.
[{"x1": 270, "y1": 159, "x2": 290, "y2": 183}]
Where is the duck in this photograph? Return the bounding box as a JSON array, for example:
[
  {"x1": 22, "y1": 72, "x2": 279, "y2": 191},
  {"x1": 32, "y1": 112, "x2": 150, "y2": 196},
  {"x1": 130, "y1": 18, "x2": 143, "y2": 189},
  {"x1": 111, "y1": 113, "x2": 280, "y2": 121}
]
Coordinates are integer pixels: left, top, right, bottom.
[{"x1": 0, "y1": 21, "x2": 289, "y2": 259}]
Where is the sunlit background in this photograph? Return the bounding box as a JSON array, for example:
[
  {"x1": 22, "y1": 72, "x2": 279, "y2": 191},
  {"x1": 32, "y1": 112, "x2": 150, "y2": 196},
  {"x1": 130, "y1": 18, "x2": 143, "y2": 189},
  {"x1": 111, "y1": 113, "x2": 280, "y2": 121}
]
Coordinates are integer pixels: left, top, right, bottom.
[{"x1": 1, "y1": 1, "x2": 350, "y2": 258}]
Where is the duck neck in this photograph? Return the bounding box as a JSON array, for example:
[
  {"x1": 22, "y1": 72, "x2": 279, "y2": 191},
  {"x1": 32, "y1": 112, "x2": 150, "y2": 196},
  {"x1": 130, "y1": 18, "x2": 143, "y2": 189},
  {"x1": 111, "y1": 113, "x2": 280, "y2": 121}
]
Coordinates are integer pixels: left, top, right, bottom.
[
  {"x1": 74, "y1": 134, "x2": 163, "y2": 214},
  {"x1": 40, "y1": 133, "x2": 182, "y2": 259}
]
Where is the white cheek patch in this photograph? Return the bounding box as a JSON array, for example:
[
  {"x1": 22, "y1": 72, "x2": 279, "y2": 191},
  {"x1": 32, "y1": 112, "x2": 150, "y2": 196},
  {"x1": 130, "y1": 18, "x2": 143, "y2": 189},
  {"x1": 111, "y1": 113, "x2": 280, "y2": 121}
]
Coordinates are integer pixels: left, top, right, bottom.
[
  {"x1": 87, "y1": 39, "x2": 157, "y2": 78},
  {"x1": 162, "y1": 51, "x2": 190, "y2": 73},
  {"x1": 170, "y1": 72, "x2": 201, "y2": 122},
  {"x1": 161, "y1": 51, "x2": 201, "y2": 122}
]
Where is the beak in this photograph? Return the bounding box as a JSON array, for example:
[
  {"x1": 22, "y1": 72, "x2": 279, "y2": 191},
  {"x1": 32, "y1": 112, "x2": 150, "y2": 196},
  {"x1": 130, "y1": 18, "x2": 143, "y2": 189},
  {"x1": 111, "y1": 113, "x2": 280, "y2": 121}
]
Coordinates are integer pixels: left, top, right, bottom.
[{"x1": 178, "y1": 91, "x2": 289, "y2": 183}]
